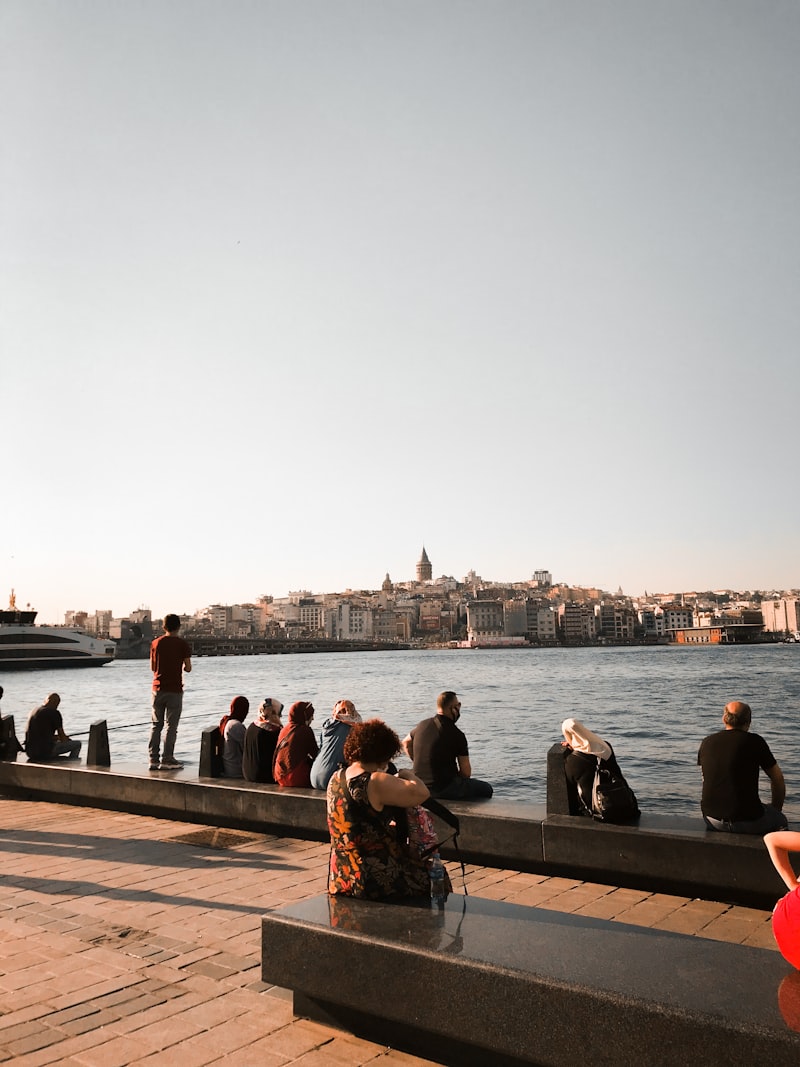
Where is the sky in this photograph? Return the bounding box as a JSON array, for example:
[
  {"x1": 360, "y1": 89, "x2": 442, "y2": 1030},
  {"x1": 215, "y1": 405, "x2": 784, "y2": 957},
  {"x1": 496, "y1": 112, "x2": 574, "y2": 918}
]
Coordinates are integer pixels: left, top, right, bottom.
[{"x1": 2, "y1": 1, "x2": 798, "y2": 623}]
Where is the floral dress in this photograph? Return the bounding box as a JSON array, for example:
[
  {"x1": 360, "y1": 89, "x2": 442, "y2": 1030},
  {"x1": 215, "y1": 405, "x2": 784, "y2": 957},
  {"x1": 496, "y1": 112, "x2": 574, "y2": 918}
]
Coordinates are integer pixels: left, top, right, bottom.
[{"x1": 327, "y1": 769, "x2": 432, "y2": 900}]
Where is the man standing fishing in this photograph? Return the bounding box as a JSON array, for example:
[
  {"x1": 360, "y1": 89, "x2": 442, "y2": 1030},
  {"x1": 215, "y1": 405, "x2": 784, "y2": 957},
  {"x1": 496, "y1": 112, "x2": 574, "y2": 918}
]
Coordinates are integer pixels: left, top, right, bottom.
[{"x1": 149, "y1": 613, "x2": 192, "y2": 771}]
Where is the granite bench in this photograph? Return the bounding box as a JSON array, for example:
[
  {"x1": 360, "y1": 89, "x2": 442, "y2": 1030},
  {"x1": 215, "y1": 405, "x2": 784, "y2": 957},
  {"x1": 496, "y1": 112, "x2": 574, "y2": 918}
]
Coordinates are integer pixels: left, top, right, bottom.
[{"x1": 262, "y1": 891, "x2": 800, "y2": 1067}]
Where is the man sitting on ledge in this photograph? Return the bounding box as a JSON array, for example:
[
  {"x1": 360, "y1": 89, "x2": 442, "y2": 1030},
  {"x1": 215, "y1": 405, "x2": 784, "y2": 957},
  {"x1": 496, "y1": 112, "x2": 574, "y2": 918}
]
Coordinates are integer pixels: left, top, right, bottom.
[
  {"x1": 403, "y1": 690, "x2": 493, "y2": 800},
  {"x1": 24, "y1": 693, "x2": 81, "y2": 762},
  {"x1": 697, "y1": 700, "x2": 787, "y2": 834}
]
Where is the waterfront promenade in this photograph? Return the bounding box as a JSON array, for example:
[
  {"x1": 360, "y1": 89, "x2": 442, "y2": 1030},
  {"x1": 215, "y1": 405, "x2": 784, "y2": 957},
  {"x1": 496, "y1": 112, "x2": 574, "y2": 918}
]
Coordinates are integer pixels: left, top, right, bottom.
[{"x1": 0, "y1": 798, "x2": 781, "y2": 1066}]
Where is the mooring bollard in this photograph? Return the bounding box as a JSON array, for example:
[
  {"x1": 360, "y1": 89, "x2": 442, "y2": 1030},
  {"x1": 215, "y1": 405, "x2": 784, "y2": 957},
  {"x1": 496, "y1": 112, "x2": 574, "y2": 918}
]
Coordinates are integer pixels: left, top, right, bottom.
[
  {"x1": 199, "y1": 726, "x2": 224, "y2": 777},
  {"x1": 87, "y1": 719, "x2": 111, "y2": 767}
]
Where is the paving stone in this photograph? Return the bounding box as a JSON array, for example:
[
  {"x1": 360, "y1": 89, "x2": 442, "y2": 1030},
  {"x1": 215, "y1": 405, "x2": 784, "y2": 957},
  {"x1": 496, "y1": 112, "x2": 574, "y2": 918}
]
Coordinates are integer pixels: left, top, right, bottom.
[{"x1": 4, "y1": 1028, "x2": 64, "y2": 1056}]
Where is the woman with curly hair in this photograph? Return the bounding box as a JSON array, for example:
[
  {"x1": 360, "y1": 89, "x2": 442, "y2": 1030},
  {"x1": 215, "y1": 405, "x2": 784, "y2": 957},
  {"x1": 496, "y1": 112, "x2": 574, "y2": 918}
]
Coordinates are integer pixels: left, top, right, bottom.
[{"x1": 327, "y1": 718, "x2": 432, "y2": 900}]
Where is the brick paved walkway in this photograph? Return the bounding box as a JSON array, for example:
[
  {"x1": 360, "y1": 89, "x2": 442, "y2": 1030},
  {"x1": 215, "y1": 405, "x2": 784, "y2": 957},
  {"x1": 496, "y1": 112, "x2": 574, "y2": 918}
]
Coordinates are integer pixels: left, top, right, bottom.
[{"x1": 0, "y1": 798, "x2": 778, "y2": 1066}]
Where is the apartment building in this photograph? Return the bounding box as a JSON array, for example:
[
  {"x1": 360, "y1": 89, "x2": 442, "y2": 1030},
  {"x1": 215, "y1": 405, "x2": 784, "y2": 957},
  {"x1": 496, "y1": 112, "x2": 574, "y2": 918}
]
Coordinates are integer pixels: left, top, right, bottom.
[
  {"x1": 637, "y1": 607, "x2": 665, "y2": 637},
  {"x1": 661, "y1": 606, "x2": 694, "y2": 632},
  {"x1": 525, "y1": 599, "x2": 558, "y2": 642},
  {"x1": 558, "y1": 602, "x2": 596, "y2": 642},
  {"x1": 466, "y1": 600, "x2": 504, "y2": 641},
  {"x1": 761, "y1": 598, "x2": 800, "y2": 635},
  {"x1": 595, "y1": 603, "x2": 637, "y2": 641}
]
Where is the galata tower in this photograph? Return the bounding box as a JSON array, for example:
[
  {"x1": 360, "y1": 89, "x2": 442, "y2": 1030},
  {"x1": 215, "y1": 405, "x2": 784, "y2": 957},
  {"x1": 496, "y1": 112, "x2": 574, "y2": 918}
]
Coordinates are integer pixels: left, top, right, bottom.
[{"x1": 416, "y1": 546, "x2": 432, "y2": 583}]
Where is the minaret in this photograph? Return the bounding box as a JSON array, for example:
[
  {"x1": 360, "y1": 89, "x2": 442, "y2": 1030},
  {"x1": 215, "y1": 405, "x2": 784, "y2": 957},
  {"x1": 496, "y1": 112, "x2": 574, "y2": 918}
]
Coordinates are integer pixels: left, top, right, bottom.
[
  {"x1": 416, "y1": 546, "x2": 432, "y2": 583},
  {"x1": 382, "y1": 572, "x2": 394, "y2": 593}
]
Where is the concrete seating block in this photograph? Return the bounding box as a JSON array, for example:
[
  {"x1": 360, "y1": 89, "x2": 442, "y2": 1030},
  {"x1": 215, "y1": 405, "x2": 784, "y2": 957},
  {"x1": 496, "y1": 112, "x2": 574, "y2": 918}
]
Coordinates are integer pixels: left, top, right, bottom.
[
  {"x1": 262, "y1": 892, "x2": 800, "y2": 1067},
  {"x1": 199, "y1": 726, "x2": 223, "y2": 777}
]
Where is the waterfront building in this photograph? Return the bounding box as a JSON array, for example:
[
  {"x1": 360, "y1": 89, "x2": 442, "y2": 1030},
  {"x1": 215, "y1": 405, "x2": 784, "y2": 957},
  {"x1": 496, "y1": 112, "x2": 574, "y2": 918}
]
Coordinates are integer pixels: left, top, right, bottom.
[
  {"x1": 503, "y1": 599, "x2": 528, "y2": 637},
  {"x1": 535, "y1": 605, "x2": 558, "y2": 642},
  {"x1": 558, "y1": 602, "x2": 596, "y2": 642},
  {"x1": 418, "y1": 598, "x2": 445, "y2": 633},
  {"x1": 466, "y1": 600, "x2": 504, "y2": 642},
  {"x1": 298, "y1": 598, "x2": 325, "y2": 634},
  {"x1": 393, "y1": 599, "x2": 420, "y2": 641},
  {"x1": 325, "y1": 598, "x2": 374, "y2": 640},
  {"x1": 638, "y1": 607, "x2": 665, "y2": 637},
  {"x1": 761, "y1": 597, "x2": 800, "y2": 635},
  {"x1": 83, "y1": 610, "x2": 113, "y2": 637},
  {"x1": 207, "y1": 604, "x2": 233, "y2": 633},
  {"x1": 661, "y1": 605, "x2": 694, "y2": 632},
  {"x1": 595, "y1": 602, "x2": 637, "y2": 641},
  {"x1": 503, "y1": 597, "x2": 529, "y2": 635},
  {"x1": 373, "y1": 608, "x2": 400, "y2": 642},
  {"x1": 110, "y1": 609, "x2": 153, "y2": 644}
]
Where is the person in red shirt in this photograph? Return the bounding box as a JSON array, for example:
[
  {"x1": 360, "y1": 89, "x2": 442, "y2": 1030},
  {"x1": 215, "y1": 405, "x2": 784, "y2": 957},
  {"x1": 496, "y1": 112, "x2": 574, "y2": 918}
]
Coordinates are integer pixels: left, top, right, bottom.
[
  {"x1": 149, "y1": 613, "x2": 192, "y2": 771},
  {"x1": 766, "y1": 832, "x2": 800, "y2": 970}
]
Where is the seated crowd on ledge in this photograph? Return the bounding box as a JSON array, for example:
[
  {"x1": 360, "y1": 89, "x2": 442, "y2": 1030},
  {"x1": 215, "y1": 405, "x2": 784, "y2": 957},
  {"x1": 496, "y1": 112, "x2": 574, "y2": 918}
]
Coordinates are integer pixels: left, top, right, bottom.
[
  {"x1": 218, "y1": 688, "x2": 494, "y2": 799},
  {"x1": 7, "y1": 678, "x2": 788, "y2": 842}
]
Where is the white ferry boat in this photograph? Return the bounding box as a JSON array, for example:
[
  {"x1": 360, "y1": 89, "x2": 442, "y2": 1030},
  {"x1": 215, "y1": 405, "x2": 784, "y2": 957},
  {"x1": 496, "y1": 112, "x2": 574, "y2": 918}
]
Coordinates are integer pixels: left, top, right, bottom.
[{"x1": 0, "y1": 602, "x2": 116, "y2": 670}]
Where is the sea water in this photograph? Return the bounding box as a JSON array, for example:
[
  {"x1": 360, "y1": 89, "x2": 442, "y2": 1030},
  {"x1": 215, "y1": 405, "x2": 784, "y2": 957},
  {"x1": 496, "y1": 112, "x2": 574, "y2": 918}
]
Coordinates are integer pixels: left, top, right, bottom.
[{"x1": 3, "y1": 644, "x2": 800, "y2": 820}]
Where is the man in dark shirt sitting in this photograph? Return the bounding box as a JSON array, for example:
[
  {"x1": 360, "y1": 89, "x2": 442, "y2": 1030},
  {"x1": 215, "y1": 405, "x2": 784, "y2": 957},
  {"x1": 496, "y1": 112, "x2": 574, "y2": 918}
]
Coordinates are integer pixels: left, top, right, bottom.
[
  {"x1": 403, "y1": 690, "x2": 493, "y2": 800},
  {"x1": 24, "y1": 693, "x2": 81, "y2": 762},
  {"x1": 697, "y1": 700, "x2": 787, "y2": 834}
]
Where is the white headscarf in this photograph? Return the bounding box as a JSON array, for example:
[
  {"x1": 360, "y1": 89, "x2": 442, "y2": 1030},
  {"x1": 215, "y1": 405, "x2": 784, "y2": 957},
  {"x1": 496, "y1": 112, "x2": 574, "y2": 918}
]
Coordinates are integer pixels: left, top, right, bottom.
[
  {"x1": 331, "y1": 699, "x2": 362, "y2": 726},
  {"x1": 561, "y1": 717, "x2": 612, "y2": 761}
]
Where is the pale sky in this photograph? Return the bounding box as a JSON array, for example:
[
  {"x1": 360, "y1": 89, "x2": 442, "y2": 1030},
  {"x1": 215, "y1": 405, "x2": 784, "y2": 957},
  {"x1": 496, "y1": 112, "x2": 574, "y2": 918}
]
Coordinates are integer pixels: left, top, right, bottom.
[{"x1": 2, "y1": 1, "x2": 798, "y2": 623}]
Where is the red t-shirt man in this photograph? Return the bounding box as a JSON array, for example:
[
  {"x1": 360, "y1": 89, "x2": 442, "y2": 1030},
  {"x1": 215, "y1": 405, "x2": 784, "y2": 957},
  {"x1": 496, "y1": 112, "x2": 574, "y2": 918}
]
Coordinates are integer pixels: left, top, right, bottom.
[{"x1": 148, "y1": 614, "x2": 191, "y2": 771}]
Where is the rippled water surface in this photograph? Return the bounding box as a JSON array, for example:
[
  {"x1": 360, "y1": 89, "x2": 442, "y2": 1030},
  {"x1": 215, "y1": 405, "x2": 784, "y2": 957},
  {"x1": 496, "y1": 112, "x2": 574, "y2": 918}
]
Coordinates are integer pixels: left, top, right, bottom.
[{"x1": 4, "y1": 645, "x2": 800, "y2": 819}]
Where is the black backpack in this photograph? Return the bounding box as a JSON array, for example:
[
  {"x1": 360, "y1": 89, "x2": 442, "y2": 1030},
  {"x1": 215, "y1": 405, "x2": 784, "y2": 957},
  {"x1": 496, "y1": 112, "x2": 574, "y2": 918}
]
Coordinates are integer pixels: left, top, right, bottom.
[{"x1": 584, "y1": 757, "x2": 640, "y2": 824}]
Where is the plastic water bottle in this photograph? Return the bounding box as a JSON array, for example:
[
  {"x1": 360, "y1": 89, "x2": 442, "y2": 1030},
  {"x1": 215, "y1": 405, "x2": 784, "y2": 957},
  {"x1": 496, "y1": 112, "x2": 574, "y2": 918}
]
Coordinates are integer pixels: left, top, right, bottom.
[{"x1": 429, "y1": 854, "x2": 446, "y2": 906}]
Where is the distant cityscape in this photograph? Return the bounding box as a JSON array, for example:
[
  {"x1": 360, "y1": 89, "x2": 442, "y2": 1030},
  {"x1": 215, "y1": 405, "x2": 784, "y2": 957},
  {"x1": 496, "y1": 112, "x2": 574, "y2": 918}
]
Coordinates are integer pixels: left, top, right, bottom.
[{"x1": 59, "y1": 548, "x2": 800, "y2": 650}]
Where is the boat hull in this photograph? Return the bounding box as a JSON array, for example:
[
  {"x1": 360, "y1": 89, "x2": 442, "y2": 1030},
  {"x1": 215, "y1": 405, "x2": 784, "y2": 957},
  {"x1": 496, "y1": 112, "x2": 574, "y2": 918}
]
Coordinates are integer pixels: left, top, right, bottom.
[
  {"x1": 0, "y1": 622, "x2": 116, "y2": 670},
  {"x1": 0, "y1": 655, "x2": 115, "y2": 670}
]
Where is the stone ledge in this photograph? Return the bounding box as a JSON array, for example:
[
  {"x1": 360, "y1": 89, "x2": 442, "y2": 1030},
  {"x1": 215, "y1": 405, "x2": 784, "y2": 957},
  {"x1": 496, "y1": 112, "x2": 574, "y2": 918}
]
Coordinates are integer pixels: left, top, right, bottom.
[
  {"x1": 262, "y1": 893, "x2": 800, "y2": 1067},
  {"x1": 0, "y1": 757, "x2": 790, "y2": 908}
]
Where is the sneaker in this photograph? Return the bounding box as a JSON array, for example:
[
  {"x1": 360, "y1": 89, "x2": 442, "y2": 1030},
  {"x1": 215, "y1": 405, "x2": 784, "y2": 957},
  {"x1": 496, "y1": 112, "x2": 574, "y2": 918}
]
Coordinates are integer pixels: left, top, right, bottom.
[
  {"x1": 159, "y1": 759, "x2": 183, "y2": 770},
  {"x1": 149, "y1": 761, "x2": 161, "y2": 771}
]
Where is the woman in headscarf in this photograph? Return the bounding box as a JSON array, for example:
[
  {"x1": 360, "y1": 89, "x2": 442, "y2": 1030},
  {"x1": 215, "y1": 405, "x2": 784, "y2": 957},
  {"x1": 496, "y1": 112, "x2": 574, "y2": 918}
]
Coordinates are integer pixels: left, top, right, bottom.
[
  {"x1": 273, "y1": 701, "x2": 319, "y2": 787},
  {"x1": 310, "y1": 699, "x2": 362, "y2": 790},
  {"x1": 242, "y1": 698, "x2": 283, "y2": 783},
  {"x1": 219, "y1": 696, "x2": 249, "y2": 778},
  {"x1": 561, "y1": 717, "x2": 628, "y2": 817}
]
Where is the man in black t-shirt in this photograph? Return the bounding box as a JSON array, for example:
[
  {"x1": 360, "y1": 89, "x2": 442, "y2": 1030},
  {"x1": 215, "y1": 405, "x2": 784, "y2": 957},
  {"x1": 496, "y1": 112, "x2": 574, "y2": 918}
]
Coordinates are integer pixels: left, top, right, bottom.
[
  {"x1": 24, "y1": 693, "x2": 81, "y2": 762},
  {"x1": 697, "y1": 700, "x2": 787, "y2": 834},
  {"x1": 403, "y1": 690, "x2": 493, "y2": 800}
]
